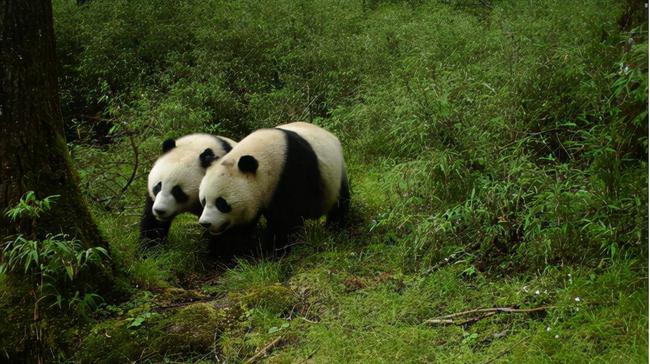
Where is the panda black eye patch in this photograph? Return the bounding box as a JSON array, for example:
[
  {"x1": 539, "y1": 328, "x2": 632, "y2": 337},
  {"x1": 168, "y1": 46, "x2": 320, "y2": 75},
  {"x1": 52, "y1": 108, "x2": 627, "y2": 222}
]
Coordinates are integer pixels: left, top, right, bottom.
[
  {"x1": 215, "y1": 197, "x2": 232, "y2": 213},
  {"x1": 171, "y1": 185, "x2": 189, "y2": 203},
  {"x1": 201, "y1": 198, "x2": 206, "y2": 207},
  {"x1": 153, "y1": 182, "x2": 162, "y2": 195}
]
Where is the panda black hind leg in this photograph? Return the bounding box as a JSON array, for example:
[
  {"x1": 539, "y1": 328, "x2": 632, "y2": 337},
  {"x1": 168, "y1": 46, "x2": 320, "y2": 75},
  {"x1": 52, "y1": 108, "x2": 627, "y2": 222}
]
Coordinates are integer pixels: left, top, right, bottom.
[
  {"x1": 326, "y1": 172, "x2": 351, "y2": 228},
  {"x1": 139, "y1": 194, "x2": 172, "y2": 245}
]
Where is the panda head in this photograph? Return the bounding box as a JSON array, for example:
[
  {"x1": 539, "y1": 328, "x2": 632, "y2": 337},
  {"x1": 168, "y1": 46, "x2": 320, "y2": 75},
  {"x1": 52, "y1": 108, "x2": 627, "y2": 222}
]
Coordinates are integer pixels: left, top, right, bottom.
[
  {"x1": 198, "y1": 155, "x2": 261, "y2": 235},
  {"x1": 148, "y1": 136, "x2": 226, "y2": 221}
]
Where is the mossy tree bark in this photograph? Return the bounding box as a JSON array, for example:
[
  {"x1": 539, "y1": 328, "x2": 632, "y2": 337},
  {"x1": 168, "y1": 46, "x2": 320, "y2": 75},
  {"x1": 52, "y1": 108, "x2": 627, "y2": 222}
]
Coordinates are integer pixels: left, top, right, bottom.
[{"x1": 0, "y1": 0, "x2": 106, "y2": 249}]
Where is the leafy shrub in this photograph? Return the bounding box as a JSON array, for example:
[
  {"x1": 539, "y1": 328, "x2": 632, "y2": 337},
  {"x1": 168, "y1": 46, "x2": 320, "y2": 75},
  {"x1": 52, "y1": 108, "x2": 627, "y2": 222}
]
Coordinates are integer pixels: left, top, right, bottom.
[
  {"x1": 1, "y1": 192, "x2": 110, "y2": 315},
  {"x1": 54, "y1": 0, "x2": 647, "y2": 273}
]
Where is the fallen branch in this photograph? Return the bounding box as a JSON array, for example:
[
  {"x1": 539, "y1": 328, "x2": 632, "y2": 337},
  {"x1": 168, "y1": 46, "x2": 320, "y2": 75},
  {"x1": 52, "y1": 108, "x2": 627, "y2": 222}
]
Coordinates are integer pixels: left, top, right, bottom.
[
  {"x1": 117, "y1": 128, "x2": 139, "y2": 198},
  {"x1": 425, "y1": 306, "x2": 552, "y2": 326},
  {"x1": 244, "y1": 336, "x2": 283, "y2": 364}
]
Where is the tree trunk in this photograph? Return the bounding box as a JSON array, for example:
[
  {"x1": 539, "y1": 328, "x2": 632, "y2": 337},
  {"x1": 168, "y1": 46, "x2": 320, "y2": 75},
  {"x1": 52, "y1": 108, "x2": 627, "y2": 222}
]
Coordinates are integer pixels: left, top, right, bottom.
[{"x1": 0, "y1": 0, "x2": 106, "y2": 249}]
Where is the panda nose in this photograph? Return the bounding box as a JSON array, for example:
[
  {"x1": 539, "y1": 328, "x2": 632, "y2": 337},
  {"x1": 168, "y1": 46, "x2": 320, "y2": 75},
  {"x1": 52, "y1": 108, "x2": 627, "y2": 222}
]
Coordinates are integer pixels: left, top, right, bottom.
[
  {"x1": 200, "y1": 222, "x2": 211, "y2": 228},
  {"x1": 154, "y1": 208, "x2": 167, "y2": 216}
]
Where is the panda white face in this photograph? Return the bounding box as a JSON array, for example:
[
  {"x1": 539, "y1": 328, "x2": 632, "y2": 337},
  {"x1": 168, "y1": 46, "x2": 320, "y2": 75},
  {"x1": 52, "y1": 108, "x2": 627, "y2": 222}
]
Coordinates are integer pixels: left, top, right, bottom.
[
  {"x1": 198, "y1": 156, "x2": 261, "y2": 235},
  {"x1": 148, "y1": 157, "x2": 203, "y2": 221}
]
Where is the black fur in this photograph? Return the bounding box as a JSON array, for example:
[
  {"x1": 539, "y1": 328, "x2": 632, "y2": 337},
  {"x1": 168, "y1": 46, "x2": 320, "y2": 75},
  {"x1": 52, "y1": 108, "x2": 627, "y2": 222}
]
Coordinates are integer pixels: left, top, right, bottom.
[
  {"x1": 216, "y1": 197, "x2": 232, "y2": 213},
  {"x1": 238, "y1": 155, "x2": 259, "y2": 173},
  {"x1": 199, "y1": 148, "x2": 217, "y2": 168},
  {"x1": 262, "y1": 128, "x2": 324, "y2": 248},
  {"x1": 171, "y1": 185, "x2": 189, "y2": 203},
  {"x1": 140, "y1": 194, "x2": 172, "y2": 243},
  {"x1": 162, "y1": 138, "x2": 176, "y2": 153},
  {"x1": 326, "y1": 169, "x2": 350, "y2": 227},
  {"x1": 216, "y1": 137, "x2": 233, "y2": 154},
  {"x1": 204, "y1": 223, "x2": 263, "y2": 261}
]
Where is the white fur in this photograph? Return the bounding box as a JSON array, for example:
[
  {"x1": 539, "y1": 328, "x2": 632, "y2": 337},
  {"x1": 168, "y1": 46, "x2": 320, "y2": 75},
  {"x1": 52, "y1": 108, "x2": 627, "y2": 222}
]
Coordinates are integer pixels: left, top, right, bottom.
[
  {"x1": 198, "y1": 122, "x2": 345, "y2": 235},
  {"x1": 276, "y1": 122, "x2": 344, "y2": 211},
  {"x1": 148, "y1": 133, "x2": 236, "y2": 221}
]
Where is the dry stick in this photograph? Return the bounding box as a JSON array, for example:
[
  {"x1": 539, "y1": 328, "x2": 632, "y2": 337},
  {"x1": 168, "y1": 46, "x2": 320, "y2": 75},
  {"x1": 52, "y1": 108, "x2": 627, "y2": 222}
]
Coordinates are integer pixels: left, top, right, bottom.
[
  {"x1": 244, "y1": 336, "x2": 283, "y2": 364},
  {"x1": 426, "y1": 312, "x2": 497, "y2": 326},
  {"x1": 425, "y1": 306, "x2": 552, "y2": 325},
  {"x1": 118, "y1": 129, "x2": 139, "y2": 197},
  {"x1": 213, "y1": 329, "x2": 221, "y2": 363}
]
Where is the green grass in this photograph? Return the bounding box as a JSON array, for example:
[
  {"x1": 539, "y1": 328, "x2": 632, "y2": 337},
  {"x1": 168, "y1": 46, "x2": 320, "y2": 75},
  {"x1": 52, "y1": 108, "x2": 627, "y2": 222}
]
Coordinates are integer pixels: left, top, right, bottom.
[
  {"x1": 79, "y1": 163, "x2": 647, "y2": 362},
  {"x1": 1, "y1": 0, "x2": 646, "y2": 362}
]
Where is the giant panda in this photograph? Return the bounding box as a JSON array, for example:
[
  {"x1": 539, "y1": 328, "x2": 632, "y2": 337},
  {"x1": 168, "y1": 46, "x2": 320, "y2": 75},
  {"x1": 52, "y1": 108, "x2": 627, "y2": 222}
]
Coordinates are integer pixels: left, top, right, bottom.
[
  {"x1": 140, "y1": 133, "x2": 237, "y2": 243},
  {"x1": 198, "y1": 122, "x2": 350, "y2": 250}
]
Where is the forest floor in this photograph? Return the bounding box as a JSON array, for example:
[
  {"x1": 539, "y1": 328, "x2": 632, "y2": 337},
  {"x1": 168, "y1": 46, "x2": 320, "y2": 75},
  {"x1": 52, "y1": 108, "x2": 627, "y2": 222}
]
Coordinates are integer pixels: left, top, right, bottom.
[
  {"x1": 80, "y1": 162, "x2": 647, "y2": 363},
  {"x1": 2, "y1": 0, "x2": 647, "y2": 362}
]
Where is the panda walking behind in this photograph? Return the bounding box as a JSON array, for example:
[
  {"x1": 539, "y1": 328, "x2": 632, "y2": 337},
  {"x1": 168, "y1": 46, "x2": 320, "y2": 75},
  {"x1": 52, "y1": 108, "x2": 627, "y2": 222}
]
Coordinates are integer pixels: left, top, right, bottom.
[
  {"x1": 140, "y1": 133, "x2": 236, "y2": 244},
  {"x1": 198, "y1": 122, "x2": 350, "y2": 252}
]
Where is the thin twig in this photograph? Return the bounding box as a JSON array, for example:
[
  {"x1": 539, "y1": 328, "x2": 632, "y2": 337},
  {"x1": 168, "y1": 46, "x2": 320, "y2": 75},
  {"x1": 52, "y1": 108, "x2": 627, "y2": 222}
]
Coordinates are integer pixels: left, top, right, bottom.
[
  {"x1": 117, "y1": 129, "x2": 139, "y2": 198},
  {"x1": 299, "y1": 347, "x2": 319, "y2": 364},
  {"x1": 299, "y1": 316, "x2": 319, "y2": 324},
  {"x1": 244, "y1": 336, "x2": 283, "y2": 364},
  {"x1": 425, "y1": 312, "x2": 497, "y2": 326},
  {"x1": 425, "y1": 306, "x2": 552, "y2": 325},
  {"x1": 213, "y1": 328, "x2": 221, "y2": 363}
]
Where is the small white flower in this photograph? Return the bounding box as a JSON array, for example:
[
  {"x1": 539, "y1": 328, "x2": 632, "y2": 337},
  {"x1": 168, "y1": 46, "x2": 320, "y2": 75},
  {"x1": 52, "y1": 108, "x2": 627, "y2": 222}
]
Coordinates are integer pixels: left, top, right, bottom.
[
  {"x1": 575, "y1": 297, "x2": 581, "y2": 302},
  {"x1": 535, "y1": 290, "x2": 540, "y2": 295},
  {"x1": 555, "y1": 334, "x2": 559, "y2": 339},
  {"x1": 546, "y1": 326, "x2": 551, "y2": 332}
]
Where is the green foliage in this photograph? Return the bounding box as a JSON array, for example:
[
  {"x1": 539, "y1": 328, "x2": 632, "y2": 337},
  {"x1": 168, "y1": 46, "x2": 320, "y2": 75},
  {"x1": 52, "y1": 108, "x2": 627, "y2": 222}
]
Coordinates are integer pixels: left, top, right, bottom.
[
  {"x1": 5, "y1": 191, "x2": 59, "y2": 222},
  {"x1": 55, "y1": 0, "x2": 647, "y2": 272},
  {"x1": 45, "y1": 0, "x2": 649, "y2": 362},
  {"x1": 1, "y1": 192, "x2": 110, "y2": 315}
]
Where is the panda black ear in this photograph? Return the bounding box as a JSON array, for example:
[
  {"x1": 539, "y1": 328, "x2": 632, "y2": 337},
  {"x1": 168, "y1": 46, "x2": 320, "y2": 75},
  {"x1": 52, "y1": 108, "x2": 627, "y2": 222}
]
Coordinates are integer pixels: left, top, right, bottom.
[
  {"x1": 199, "y1": 148, "x2": 217, "y2": 168},
  {"x1": 162, "y1": 138, "x2": 176, "y2": 153},
  {"x1": 238, "y1": 155, "x2": 258, "y2": 174}
]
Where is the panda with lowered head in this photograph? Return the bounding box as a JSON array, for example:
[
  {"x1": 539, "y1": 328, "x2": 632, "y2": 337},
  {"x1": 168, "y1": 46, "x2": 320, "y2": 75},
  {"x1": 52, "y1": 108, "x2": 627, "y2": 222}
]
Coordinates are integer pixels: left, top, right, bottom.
[
  {"x1": 198, "y1": 122, "x2": 350, "y2": 251},
  {"x1": 140, "y1": 133, "x2": 237, "y2": 243}
]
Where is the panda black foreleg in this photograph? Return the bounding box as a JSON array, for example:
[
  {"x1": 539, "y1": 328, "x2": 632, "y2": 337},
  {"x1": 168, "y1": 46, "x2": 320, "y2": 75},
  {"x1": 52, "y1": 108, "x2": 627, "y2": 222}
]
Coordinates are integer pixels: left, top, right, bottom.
[
  {"x1": 139, "y1": 194, "x2": 172, "y2": 245},
  {"x1": 326, "y1": 174, "x2": 351, "y2": 228},
  {"x1": 264, "y1": 214, "x2": 304, "y2": 256},
  {"x1": 205, "y1": 225, "x2": 259, "y2": 261}
]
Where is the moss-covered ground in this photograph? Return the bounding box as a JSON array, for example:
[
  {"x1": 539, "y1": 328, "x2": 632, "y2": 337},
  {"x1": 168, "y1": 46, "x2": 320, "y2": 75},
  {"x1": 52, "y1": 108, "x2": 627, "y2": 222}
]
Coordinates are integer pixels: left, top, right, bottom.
[
  {"x1": 75, "y1": 176, "x2": 646, "y2": 363},
  {"x1": 1, "y1": 0, "x2": 647, "y2": 362}
]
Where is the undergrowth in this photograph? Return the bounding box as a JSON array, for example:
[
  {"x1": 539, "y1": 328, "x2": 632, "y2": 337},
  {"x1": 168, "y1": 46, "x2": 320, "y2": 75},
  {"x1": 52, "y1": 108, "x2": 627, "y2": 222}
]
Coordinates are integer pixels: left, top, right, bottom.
[{"x1": 1, "y1": 0, "x2": 645, "y2": 362}]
